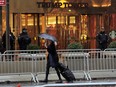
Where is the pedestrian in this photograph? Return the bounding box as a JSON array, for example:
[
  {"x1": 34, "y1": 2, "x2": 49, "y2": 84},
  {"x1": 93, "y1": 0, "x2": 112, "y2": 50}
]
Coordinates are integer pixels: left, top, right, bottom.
[
  {"x1": 0, "y1": 36, "x2": 5, "y2": 54},
  {"x1": 96, "y1": 27, "x2": 109, "y2": 50},
  {"x1": 40, "y1": 40, "x2": 62, "y2": 83},
  {"x1": 2, "y1": 29, "x2": 15, "y2": 51},
  {"x1": 18, "y1": 28, "x2": 31, "y2": 50}
]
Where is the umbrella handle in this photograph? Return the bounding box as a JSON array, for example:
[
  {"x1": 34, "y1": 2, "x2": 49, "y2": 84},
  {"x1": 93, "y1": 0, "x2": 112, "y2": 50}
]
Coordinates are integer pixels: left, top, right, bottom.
[
  {"x1": 54, "y1": 41, "x2": 57, "y2": 46},
  {"x1": 45, "y1": 43, "x2": 47, "y2": 48}
]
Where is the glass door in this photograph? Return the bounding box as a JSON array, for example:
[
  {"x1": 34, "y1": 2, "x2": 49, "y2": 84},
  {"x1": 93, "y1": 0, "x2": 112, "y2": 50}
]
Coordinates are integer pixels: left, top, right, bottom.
[{"x1": 13, "y1": 13, "x2": 39, "y2": 49}]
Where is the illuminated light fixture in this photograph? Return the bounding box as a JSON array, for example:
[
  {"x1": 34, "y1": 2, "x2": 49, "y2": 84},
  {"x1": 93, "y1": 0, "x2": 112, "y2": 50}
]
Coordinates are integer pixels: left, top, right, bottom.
[
  {"x1": 68, "y1": 9, "x2": 71, "y2": 12},
  {"x1": 28, "y1": 14, "x2": 32, "y2": 16},
  {"x1": 34, "y1": 37, "x2": 36, "y2": 40},
  {"x1": 93, "y1": 4, "x2": 100, "y2": 7},
  {"x1": 81, "y1": 34, "x2": 87, "y2": 40},
  {"x1": 93, "y1": 3, "x2": 111, "y2": 7},
  {"x1": 21, "y1": 14, "x2": 25, "y2": 18},
  {"x1": 101, "y1": 4, "x2": 111, "y2": 7},
  {"x1": 108, "y1": 3, "x2": 111, "y2": 6}
]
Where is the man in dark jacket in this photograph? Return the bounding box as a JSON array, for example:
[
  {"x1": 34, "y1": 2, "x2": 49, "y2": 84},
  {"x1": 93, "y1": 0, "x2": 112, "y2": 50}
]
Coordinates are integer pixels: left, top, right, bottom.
[
  {"x1": 0, "y1": 36, "x2": 5, "y2": 53},
  {"x1": 96, "y1": 27, "x2": 109, "y2": 50},
  {"x1": 18, "y1": 28, "x2": 31, "y2": 50},
  {"x1": 2, "y1": 29, "x2": 15, "y2": 51},
  {"x1": 40, "y1": 40, "x2": 62, "y2": 83}
]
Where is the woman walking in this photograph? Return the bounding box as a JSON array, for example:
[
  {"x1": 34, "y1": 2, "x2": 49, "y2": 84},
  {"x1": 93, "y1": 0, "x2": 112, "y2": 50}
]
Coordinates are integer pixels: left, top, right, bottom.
[{"x1": 40, "y1": 40, "x2": 62, "y2": 83}]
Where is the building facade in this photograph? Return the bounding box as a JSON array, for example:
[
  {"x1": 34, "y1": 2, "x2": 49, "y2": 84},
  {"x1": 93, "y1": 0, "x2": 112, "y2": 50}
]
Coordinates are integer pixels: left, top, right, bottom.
[{"x1": 1, "y1": 0, "x2": 116, "y2": 49}]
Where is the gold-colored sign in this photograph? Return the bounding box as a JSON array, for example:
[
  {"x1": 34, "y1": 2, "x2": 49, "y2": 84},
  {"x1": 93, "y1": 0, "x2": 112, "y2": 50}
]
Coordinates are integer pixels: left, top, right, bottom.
[{"x1": 37, "y1": 2, "x2": 88, "y2": 8}]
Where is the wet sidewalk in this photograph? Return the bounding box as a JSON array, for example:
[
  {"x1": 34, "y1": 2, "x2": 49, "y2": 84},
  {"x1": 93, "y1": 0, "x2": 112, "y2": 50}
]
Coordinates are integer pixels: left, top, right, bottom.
[
  {"x1": 0, "y1": 72, "x2": 116, "y2": 87},
  {"x1": 1, "y1": 79, "x2": 116, "y2": 87}
]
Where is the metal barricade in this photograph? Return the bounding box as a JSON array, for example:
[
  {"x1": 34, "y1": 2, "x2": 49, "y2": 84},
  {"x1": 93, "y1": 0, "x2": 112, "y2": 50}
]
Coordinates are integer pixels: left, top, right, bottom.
[
  {"x1": 3, "y1": 49, "x2": 101, "y2": 54},
  {"x1": 58, "y1": 49, "x2": 101, "y2": 53},
  {"x1": 0, "y1": 52, "x2": 46, "y2": 83},
  {"x1": 87, "y1": 51, "x2": 116, "y2": 80},
  {"x1": 59, "y1": 52, "x2": 89, "y2": 80},
  {"x1": 2, "y1": 49, "x2": 100, "y2": 81},
  {"x1": 3, "y1": 50, "x2": 46, "y2": 54},
  {"x1": 104, "y1": 48, "x2": 116, "y2": 51},
  {"x1": 1, "y1": 49, "x2": 116, "y2": 84}
]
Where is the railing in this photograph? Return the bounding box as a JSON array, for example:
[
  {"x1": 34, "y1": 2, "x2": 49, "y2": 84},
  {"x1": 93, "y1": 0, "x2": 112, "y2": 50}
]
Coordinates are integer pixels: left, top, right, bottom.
[
  {"x1": 3, "y1": 49, "x2": 100, "y2": 80},
  {"x1": 104, "y1": 48, "x2": 116, "y2": 51},
  {"x1": 87, "y1": 51, "x2": 116, "y2": 80},
  {"x1": 3, "y1": 49, "x2": 101, "y2": 54},
  {"x1": 0, "y1": 49, "x2": 116, "y2": 83},
  {"x1": 0, "y1": 53, "x2": 46, "y2": 83}
]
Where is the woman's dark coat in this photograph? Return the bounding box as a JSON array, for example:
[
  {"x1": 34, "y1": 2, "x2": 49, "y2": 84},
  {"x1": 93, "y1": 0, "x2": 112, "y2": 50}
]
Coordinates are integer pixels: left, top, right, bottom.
[{"x1": 47, "y1": 41, "x2": 59, "y2": 68}]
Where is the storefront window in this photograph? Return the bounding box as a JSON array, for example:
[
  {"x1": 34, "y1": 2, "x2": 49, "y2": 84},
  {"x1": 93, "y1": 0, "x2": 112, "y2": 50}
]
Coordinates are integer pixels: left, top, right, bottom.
[
  {"x1": 27, "y1": 14, "x2": 34, "y2": 26},
  {"x1": 70, "y1": 16, "x2": 75, "y2": 24},
  {"x1": 47, "y1": 16, "x2": 56, "y2": 25},
  {"x1": 2, "y1": 10, "x2": 6, "y2": 33},
  {"x1": 80, "y1": 15, "x2": 88, "y2": 42},
  {"x1": 21, "y1": 14, "x2": 26, "y2": 26},
  {"x1": 58, "y1": 16, "x2": 66, "y2": 24},
  {"x1": 21, "y1": 14, "x2": 34, "y2": 27}
]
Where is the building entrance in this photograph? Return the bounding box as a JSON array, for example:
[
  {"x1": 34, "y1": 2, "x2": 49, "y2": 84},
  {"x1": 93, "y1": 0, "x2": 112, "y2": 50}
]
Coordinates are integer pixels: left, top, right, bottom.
[
  {"x1": 45, "y1": 14, "x2": 97, "y2": 49},
  {"x1": 13, "y1": 13, "x2": 40, "y2": 49},
  {"x1": 13, "y1": 13, "x2": 114, "y2": 49}
]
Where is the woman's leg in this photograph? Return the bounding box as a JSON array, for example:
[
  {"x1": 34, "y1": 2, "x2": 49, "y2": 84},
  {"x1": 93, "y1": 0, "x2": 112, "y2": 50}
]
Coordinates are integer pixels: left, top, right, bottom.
[
  {"x1": 40, "y1": 63, "x2": 50, "y2": 83},
  {"x1": 55, "y1": 67, "x2": 62, "y2": 81},
  {"x1": 45, "y1": 64, "x2": 50, "y2": 81}
]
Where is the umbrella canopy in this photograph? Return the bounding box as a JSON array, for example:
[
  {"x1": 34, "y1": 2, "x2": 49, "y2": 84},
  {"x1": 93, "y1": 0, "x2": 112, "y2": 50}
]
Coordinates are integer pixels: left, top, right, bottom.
[{"x1": 39, "y1": 33, "x2": 57, "y2": 42}]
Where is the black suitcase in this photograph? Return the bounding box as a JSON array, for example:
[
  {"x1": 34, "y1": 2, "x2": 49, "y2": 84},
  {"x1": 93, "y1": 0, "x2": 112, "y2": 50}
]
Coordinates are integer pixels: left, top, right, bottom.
[{"x1": 58, "y1": 62, "x2": 76, "y2": 82}]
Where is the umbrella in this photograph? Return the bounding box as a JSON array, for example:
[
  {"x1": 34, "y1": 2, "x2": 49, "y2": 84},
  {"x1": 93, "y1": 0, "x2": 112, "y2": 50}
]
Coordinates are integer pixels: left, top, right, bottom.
[{"x1": 39, "y1": 33, "x2": 57, "y2": 42}]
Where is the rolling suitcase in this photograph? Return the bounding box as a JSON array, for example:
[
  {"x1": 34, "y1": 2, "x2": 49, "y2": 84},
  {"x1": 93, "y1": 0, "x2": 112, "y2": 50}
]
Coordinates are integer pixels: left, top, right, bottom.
[{"x1": 58, "y1": 62, "x2": 76, "y2": 82}]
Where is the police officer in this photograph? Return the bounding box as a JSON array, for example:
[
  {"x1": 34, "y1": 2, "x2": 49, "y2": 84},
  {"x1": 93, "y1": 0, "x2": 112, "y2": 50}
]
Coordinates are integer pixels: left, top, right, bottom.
[
  {"x1": 18, "y1": 28, "x2": 31, "y2": 50},
  {"x1": 96, "y1": 27, "x2": 109, "y2": 50}
]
